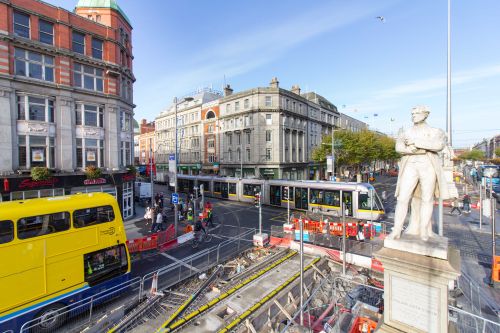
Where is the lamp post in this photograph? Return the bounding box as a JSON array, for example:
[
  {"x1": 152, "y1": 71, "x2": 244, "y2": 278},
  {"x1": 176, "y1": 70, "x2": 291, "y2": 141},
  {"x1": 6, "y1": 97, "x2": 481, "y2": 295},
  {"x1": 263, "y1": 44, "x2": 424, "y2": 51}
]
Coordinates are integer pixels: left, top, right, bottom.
[
  {"x1": 149, "y1": 137, "x2": 154, "y2": 206},
  {"x1": 174, "y1": 96, "x2": 193, "y2": 236},
  {"x1": 331, "y1": 116, "x2": 335, "y2": 181}
]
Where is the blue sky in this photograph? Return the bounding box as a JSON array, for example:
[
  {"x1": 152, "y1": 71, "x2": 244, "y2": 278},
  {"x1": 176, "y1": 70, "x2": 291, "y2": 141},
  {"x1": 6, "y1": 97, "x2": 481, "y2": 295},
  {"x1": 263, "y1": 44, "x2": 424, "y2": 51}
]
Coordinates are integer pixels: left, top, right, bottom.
[{"x1": 52, "y1": 0, "x2": 500, "y2": 147}]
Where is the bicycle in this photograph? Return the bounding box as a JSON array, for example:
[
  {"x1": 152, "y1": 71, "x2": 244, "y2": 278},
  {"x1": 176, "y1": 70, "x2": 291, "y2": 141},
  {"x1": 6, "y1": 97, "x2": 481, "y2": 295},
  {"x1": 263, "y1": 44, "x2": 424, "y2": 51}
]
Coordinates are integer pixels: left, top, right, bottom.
[{"x1": 191, "y1": 226, "x2": 212, "y2": 248}]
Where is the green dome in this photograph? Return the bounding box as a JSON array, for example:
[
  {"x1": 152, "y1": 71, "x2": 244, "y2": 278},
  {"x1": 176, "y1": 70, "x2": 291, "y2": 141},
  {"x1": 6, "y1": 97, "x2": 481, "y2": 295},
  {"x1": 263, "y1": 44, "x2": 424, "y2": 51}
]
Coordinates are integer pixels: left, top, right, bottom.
[{"x1": 76, "y1": 0, "x2": 131, "y2": 26}]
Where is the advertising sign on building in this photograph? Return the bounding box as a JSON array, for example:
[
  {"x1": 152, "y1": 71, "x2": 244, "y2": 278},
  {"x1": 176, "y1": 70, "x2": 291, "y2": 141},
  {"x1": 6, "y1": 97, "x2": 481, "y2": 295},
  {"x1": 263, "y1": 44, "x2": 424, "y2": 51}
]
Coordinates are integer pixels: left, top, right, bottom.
[
  {"x1": 87, "y1": 151, "x2": 96, "y2": 162},
  {"x1": 32, "y1": 148, "x2": 45, "y2": 162},
  {"x1": 168, "y1": 154, "x2": 176, "y2": 187}
]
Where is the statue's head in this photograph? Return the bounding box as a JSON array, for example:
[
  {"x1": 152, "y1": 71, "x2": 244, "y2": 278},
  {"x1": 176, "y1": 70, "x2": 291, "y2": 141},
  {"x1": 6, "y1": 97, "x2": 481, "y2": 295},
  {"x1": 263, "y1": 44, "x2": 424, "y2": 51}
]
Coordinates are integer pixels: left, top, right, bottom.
[{"x1": 411, "y1": 105, "x2": 430, "y2": 124}]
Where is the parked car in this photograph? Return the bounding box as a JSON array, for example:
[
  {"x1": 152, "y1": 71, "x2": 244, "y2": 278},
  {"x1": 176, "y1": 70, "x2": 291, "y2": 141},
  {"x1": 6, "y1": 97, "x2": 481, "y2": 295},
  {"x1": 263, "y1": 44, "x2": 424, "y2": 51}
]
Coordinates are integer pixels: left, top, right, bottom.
[{"x1": 388, "y1": 168, "x2": 399, "y2": 177}]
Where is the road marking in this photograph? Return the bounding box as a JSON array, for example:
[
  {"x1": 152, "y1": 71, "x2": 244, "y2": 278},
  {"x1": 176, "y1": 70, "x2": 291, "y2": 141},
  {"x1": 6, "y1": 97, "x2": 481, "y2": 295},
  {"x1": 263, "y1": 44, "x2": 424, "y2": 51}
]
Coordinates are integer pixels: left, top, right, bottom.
[{"x1": 160, "y1": 253, "x2": 201, "y2": 273}]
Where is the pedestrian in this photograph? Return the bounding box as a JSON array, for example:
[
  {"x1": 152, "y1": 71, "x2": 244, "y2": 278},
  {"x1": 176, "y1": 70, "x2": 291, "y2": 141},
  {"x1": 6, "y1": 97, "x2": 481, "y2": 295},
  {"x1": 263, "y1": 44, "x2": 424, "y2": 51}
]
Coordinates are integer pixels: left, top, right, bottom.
[
  {"x1": 207, "y1": 208, "x2": 213, "y2": 228},
  {"x1": 463, "y1": 194, "x2": 471, "y2": 213},
  {"x1": 151, "y1": 210, "x2": 163, "y2": 233},
  {"x1": 143, "y1": 206, "x2": 153, "y2": 226},
  {"x1": 381, "y1": 190, "x2": 387, "y2": 203},
  {"x1": 187, "y1": 208, "x2": 194, "y2": 224},
  {"x1": 450, "y1": 197, "x2": 462, "y2": 216},
  {"x1": 159, "y1": 192, "x2": 164, "y2": 209},
  {"x1": 154, "y1": 193, "x2": 160, "y2": 206}
]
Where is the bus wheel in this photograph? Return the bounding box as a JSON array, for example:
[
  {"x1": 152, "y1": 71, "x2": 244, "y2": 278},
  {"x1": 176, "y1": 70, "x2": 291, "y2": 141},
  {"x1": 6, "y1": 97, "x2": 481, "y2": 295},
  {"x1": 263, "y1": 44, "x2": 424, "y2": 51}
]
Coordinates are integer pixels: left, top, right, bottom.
[{"x1": 34, "y1": 303, "x2": 66, "y2": 333}]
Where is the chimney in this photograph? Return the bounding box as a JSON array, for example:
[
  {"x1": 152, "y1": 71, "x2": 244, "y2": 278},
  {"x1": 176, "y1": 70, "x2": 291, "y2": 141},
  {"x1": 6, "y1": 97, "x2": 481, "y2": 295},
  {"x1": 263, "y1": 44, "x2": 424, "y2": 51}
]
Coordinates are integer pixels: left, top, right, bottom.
[
  {"x1": 270, "y1": 77, "x2": 279, "y2": 88},
  {"x1": 291, "y1": 84, "x2": 301, "y2": 95},
  {"x1": 141, "y1": 119, "x2": 147, "y2": 125},
  {"x1": 224, "y1": 84, "x2": 233, "y2": 96}
]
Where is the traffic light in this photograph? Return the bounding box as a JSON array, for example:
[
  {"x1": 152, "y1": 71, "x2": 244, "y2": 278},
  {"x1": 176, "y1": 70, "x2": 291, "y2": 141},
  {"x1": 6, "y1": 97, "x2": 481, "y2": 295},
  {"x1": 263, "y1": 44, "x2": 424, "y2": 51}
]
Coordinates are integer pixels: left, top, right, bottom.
[
  {"x1": 283, "y1": 186, "x2": 289, "y2": 200},
  {"x1": 254, "y1": 193, "x2": 260, "y2": 207}
]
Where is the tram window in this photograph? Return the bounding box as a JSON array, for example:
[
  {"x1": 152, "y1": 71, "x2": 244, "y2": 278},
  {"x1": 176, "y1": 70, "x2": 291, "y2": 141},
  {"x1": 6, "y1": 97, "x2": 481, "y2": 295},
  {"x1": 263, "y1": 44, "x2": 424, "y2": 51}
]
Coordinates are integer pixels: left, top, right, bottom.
[
  {"x1": 243, "y1": 184, "x2": 261, "y2": 196},
  {"x1": 229, "y1": 183, "x2": 237, "y2": 194},
  {"x1": 17, "y1": 212, "x2": 70, "y2": 239},
  {"x1": 310, "y1": 189, "x2": 323, "y2": 204},
  {"x1": 358, "y1": 191, "x2": 379, "y2": 210},
  {"x1": 281, "y1": 186, "x2": 294, "y2": 200},
  {"x1": 214, "y1": 182, "x2": 221, "y2": 193},
  {"x1": 324, "y1": 190, "x2": 340, "y2": 206},
  {"x1": 84, "y1": 244, "x2": 127, "y2": 286},
  {"x1": 73, "y1": 205, "x2": 115, "y2": 228},
  {"x1": 0, "y1": 220, "x2": 14, "y2": 244}
]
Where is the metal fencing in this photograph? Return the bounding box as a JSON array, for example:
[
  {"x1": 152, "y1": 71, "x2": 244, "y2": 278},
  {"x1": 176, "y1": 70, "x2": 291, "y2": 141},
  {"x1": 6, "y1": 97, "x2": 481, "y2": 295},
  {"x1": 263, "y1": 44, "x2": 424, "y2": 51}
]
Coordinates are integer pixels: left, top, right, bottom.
[
  {"x1": 457, "y1": 271, "x2": 500, "y2": 321},
  {"x1": 8, "y1": 227, "x2": 256, "y2": 333}
]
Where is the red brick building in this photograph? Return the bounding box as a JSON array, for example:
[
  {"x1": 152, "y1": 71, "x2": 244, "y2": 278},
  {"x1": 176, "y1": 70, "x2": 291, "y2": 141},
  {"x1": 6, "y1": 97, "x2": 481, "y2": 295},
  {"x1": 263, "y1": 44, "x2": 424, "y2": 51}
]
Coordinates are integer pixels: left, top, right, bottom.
[
  {"x1": 201, "y1": 101, "x2": 220, "y2": 174},
  {"x1": 0, "y1": 0, "x2": 136, "y2": 219}
]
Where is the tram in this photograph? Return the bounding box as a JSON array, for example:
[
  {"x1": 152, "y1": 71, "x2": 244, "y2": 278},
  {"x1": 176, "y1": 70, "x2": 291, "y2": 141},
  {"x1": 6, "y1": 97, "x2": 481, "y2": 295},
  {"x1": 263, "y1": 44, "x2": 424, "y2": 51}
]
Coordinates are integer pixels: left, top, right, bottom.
[{"x1": 172, "y1": 175, "x2": 385, "y2": 221}]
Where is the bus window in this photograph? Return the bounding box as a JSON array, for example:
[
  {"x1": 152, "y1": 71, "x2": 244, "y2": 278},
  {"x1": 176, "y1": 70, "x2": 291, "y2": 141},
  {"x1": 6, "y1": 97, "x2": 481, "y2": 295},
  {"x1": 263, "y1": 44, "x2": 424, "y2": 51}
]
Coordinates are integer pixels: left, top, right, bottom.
[
  {"x1": 0, "y1": 220, "x2": 14, "y2": 244},
  {"x1": 84, "y1": 244, "x2": 128, "y2": 286},
  {"x1": 310, "y1": 189, "x2": 323, "y2": 204},
  {"x1": 229, "y1": 183, "x2": 237, "y2": 195},
  {"x1": 358, "y1": 191, "x2": 381, "y2": 210},
  {"x1": 324, "y1": 190, "x2": 340, "y2": 206},
  {"x1": 73, "y1": 205, "x2": 115, "y2": 228},
  {"x1": 214, "y1": 182, "x2": 221, "y2": 193},
  {"x1": 243, "y1": 184, "x2": 261, "y2": 196},
  {"x1": 17, "y1": 212, "x2": 70, "y2": 239}
]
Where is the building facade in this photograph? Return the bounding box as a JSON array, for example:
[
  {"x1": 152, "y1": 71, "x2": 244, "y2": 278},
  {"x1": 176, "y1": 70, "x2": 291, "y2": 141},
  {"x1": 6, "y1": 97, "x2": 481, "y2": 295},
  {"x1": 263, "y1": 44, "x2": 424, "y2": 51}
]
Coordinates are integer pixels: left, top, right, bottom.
[
  {"x1": 155, "y1": 88, "x2": 222, "y2": 175},
  {"x1": 137, "y1": 118, "x2": 155, "y2": 165},
  {"x1": 472, "y1": 134, "x2": 500, "y2": 159},
  {"x1": 0, "y1": 0, "x2": 135, "y2": 218}
]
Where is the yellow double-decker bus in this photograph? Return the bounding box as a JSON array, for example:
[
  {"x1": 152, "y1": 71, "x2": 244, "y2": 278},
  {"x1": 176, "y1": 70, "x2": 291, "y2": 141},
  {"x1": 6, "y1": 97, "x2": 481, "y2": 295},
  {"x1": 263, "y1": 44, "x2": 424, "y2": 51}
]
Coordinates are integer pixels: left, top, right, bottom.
[{"x1": 0, "y1": 193, "x2": 130, "y2": 332}]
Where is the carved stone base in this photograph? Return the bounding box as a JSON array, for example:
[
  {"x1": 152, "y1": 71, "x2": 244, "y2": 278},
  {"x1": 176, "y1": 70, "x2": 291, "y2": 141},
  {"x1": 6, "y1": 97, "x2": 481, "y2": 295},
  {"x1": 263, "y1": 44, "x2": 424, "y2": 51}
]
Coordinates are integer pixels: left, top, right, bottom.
[
  {"x1": 384, "y1": 234, "x2": 448, "y2": 259},
  {"x1": 375, "y1": 246, "x2": 460, "y2": 333}
]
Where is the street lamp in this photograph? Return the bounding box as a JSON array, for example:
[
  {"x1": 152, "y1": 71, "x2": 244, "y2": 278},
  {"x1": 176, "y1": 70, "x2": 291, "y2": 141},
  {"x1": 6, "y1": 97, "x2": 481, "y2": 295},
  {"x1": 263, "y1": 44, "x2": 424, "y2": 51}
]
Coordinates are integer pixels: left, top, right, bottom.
[{"x1": 174, "y1": 96, "x2": 194, "y2": 236}]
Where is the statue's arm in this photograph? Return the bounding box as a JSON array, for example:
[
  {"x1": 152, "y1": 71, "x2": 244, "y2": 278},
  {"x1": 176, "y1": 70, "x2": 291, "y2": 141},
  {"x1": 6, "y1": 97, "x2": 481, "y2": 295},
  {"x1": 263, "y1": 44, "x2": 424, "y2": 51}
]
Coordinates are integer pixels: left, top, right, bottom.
[
  {"x1": 413, "y1": 129, "x2": 446, "y2": 152},
  {"x1": 396, "y1": 133, "x2": 415, "y2": 154}
]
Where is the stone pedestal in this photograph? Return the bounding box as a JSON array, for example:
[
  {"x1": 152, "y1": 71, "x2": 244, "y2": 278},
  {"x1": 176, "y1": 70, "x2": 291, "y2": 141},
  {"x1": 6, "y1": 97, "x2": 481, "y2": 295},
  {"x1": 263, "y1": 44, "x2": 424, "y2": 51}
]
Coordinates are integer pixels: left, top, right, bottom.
[{"x1": 375, "y1": 246, "x2": 460, "y2": 333}]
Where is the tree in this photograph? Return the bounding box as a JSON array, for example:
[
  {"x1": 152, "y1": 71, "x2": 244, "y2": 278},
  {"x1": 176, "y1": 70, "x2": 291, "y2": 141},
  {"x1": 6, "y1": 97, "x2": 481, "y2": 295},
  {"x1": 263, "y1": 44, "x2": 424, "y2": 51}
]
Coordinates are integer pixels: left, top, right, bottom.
[
  {"x1": 495, "y1": 147, "x2": 500, "y2": 158},
  {"x1": 458, "y1": 149, "x2": 485, "y2": 161},
  {"x1": 311, "y1": 130, "x2": 398, "y2": 172}
]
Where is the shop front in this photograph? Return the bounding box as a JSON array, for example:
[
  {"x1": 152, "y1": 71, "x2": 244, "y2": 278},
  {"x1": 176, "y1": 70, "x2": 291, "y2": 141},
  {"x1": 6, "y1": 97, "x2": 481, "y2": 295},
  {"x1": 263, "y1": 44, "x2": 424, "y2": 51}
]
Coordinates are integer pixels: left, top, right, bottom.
[
  {"x1": 0, "y1": 171, "x2": 135, "y2": 219},
  {"x1": 259, "y1": 168, "x2": 279, "y2": 179}
]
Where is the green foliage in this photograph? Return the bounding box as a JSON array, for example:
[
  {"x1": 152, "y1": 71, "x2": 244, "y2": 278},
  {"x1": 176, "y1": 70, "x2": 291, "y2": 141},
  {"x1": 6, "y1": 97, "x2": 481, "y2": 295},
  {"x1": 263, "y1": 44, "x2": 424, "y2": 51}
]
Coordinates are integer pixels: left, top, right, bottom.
[
  {"x1": 495, "y1": 147, "x2": 500, "y2": 158},
  {"x1": 458, "y1": 149, "x2": 485, "y2": 161},
  {"x1": 126, "y1": 165, "x2": 137, "y2": 175},
  {"x1": 311, "y1": 130, "x2": 399, "y2": 169},
  {"x1": 85, "y1": 165, "x2": 102, "y2": 179},
  {"x1": 31, "y1": 167, "x2": 51, "y2": 181}
]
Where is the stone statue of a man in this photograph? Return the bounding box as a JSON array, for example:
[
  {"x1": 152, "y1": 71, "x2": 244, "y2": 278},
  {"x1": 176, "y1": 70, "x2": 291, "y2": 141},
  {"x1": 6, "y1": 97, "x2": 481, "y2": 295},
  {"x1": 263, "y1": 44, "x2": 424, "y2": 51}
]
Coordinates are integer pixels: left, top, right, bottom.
[{"x1": 387, "y1": 106, "x2": 450, "y2": 241}]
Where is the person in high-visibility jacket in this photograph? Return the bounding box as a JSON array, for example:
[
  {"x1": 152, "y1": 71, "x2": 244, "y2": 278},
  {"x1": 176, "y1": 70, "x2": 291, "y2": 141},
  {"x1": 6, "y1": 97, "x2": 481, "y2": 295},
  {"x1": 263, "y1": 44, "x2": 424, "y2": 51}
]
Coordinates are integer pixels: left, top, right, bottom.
[{"x1": 187, "y1": 208, "x2": 194, "y2": 224}]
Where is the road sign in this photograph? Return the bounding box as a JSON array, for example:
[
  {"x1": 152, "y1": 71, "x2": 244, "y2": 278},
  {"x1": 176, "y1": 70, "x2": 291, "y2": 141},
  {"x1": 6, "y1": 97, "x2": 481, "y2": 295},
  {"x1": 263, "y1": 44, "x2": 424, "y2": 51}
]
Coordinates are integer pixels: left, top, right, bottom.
[{"x1": 172, "y1": 193, "x2": 179, "y2": 204}]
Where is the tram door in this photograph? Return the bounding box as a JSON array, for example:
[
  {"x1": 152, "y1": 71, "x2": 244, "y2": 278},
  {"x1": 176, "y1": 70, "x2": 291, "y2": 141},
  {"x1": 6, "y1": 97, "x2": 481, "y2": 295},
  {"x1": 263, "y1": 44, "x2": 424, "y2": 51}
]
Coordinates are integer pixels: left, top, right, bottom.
[
  {"x1": 294, "y1": 187, "x2": 308, "y2": 210},
  {"x1": 270, "y1": 186, "x2": 281, "y2": 206},
  {"x1": 221, "y1": 183, "x2": 229, "y2": 199},
  {"x1": 342, "y1": 191, "x2": 353, "y2": 217}
]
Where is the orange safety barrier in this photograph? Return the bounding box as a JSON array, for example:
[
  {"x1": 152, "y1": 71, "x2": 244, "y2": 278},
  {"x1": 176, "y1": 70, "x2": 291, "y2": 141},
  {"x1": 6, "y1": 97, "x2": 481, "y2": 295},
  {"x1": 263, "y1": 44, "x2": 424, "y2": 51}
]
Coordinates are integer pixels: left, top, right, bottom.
[
  {"x1": 141, "y1": 235, "x2": 158, "y2": 251},
  {"x1": 492, "y1": 256, "x2": 500, "y2": 283},
  {"x1": 126, "y1": 238, "x2": 143, "y2": 254}
]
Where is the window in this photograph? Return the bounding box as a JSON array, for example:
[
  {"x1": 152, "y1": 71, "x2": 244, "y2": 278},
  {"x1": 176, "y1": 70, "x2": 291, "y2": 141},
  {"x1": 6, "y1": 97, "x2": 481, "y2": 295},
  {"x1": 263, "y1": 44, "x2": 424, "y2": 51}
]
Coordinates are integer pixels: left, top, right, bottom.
[
  {"x1": 74, "y1": 205, "x2": 115, "y2": 228},
  {"x1": 266, "y1": 114, "x2": 272, "y2": 125},
  {"x1": 228, "y1": 134, "x2": 232, "y2": 145},
  {"x1": 265, "y1": 96, "x2": 272, "y2": 107},
  {"x1": 0, "y1": 221, "x2": 13, "y2": 244},
  {"x1": 15, "y1": 48, "x2": 54, "y2": 82},
  {"x1": 243, "y1": 184, "x2": 261, "y2": 196},
  {"x1": 244, "y1": 99, "x2": 249, "y2": 109},
  {"x1": 237, "y1": 148, "x2": 241, "y2": 161},
  {"x1": 72, "y1": 31, "x2": 85, "y2": 54},
  {"x1": 18, "y1": 135, "x2": 54, "y2": 169},
  {"x1": 208, "y1": 139, "x2": 215, "y2": 148},
  {"x1": 17, "y1": 95, "x2": 54, "y2": 122},
  {"x1": 13, "y1": 12, "x2": 30, "y2": 38},
  {"x1": 92, "y1": 38, "x2": 103, "y2": 59},
  {"x1": 266, "y1": 148, "x2": 271, "y2": 161},
  {"x1": 208, "y1": 124, "x2": 214, "y2": 133},
  {"x1": 235, "y1": 101, "x2": 240, "y2": 111},
  {"x1": 17, "y1": 212, "x2": 70, "y2": 239},
  {"x1": 121, "y1": 141, "x2": 131, "y2": 166},
  {"x1": 228, "y1": 149, "x2": 232, "y2": 161},
  {"x1": 229, "y1": 183, "x2": 237, "y2": 195},
  {"x1": 214, "y1": 182, "x2": 221, "y2": 193},
  {"x1": 39, "y1": 20, "x2": 53, "y2": 45},
  {"x1": 74, "y1": 63, "x2": 103, "y2": 92},
  {"x1": 237, "y1": 133, "x2": 241, "y2": 145},
  {"x1": 208, "y1": 153, "x2": 216, "y2": 163},
  {"x1": 310, "y1": 189, "x2": 323, "y2": 204},
  {"x1": 266, "y1": 130, "x2": 272, "y2": 142},
  {"x1": 120, "y1": 111, "x2": 131, "y2": 131},
  {"x1": 84, "y1": 245, "x2": 128, "y2": 286},
  {"x1": 76, "y1": 104, "x2": 104, "y2": 127},
  {"x1": 226, "y1": 103, "x2": 231, "y2": 112},
  {"x1": 76, "y1": 137, "x2": 104, "y2": 168},
  {"x1": 324, "y1": 190, "x2": 340, "y2": 207},
  {"x1": 246, "y1": 148, "x2": 250, "y2": 161},
  {"x1": 246, "y1": 132, "x2": 251, "y2": 144},
  {"x1": 358, "y1": 191, "x2": 380, "y2": 210}
]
